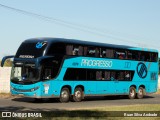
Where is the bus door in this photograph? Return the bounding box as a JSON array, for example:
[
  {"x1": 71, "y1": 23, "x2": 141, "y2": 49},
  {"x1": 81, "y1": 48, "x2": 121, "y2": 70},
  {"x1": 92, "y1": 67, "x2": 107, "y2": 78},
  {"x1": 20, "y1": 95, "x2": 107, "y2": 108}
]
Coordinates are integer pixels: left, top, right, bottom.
[
  {"x1": 41, "y1": 66, "x2": 54, "y2": 97},
  {"x1": 40, "y1": 57, "x2": 60, "y2": 97}
]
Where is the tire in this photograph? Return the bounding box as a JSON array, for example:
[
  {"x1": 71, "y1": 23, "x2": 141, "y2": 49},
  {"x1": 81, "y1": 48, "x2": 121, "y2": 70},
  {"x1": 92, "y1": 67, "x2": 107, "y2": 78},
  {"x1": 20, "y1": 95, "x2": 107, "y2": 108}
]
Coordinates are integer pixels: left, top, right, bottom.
[
  {"x1": 137, "y1": 87, "x2": 144, "y2": 99},
  {"x1": 59, "y1": 88, "x2": 70, "y2": 103},
  {"x1": 128, "y1": 87, "x2": 136, "y2": 99},
  {"x1": 72, "y1": 87, "x2": 83, "y2": 102}
]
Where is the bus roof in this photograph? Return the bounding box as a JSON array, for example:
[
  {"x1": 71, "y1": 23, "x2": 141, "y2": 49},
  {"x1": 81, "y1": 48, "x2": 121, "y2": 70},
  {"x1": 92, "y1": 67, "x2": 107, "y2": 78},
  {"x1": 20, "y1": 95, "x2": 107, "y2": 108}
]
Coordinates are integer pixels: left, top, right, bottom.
[{"x1": 24, "y1": 37, "x2": 158, "y2": 53}]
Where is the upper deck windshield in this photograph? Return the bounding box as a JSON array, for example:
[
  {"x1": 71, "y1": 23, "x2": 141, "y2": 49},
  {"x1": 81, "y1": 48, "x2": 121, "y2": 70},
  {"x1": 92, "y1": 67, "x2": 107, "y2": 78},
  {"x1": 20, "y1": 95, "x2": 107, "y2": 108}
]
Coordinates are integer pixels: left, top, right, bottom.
[{"x1": 15, "y1": 41, "x2": 47, "y2": 58}]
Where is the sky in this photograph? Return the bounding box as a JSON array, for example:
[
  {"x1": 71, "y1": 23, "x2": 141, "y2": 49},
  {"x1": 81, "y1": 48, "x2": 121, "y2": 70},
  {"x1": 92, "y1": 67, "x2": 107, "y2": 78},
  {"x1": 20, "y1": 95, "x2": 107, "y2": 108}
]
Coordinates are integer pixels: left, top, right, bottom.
[{"x1": 0, "y1": 0, "x2": 160, "y2": 58}]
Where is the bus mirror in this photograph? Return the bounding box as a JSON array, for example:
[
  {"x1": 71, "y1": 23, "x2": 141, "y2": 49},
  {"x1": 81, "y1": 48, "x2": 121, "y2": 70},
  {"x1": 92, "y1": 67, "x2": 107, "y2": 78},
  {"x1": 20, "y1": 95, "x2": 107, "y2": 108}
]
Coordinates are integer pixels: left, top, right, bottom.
[{"x1": 1, "y1": 55, "x2": 14, "y2": 67}]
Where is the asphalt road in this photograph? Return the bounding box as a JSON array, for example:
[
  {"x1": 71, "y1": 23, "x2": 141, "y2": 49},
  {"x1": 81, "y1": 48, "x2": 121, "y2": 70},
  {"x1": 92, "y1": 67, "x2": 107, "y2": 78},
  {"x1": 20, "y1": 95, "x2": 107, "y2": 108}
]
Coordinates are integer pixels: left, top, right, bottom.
[{"x1": 0, "y1": 94, "x2": 160, "y2": 111}]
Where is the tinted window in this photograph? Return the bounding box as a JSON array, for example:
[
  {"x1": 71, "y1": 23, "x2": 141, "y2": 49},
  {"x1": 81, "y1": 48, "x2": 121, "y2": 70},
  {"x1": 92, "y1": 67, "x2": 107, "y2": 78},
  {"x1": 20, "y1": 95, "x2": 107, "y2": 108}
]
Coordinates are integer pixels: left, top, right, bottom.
[
  {"x1": 64, "y1": 68, "x2": 86, "y2": 80},
  {"x1": 66, "y1": 45, "x2": 84, "y2": 56},
  {"x1": 15, "y1": 42, "x2": 47, "y2": 58},
  {"x1": 47, "y1": 43, "x2": 65, "y2": 55},
  {"x1": 150, "y1": 52, "x2": 158, "y2": 62},
  {"x1": 41, "y1": 57, "x2": 62, "y2": 80},
  {"x1": 87, "y1": 47, "x2": 96, "y2": 57},
  {"x1": 115, "y1": 50, "x2": 126, "y2": 59},
  {"x1": 63, "y1": 68, "x2": 134, "y2": 81},
  {"x1": 106, "y1": 49, "x2": 114, "y2": 58}
]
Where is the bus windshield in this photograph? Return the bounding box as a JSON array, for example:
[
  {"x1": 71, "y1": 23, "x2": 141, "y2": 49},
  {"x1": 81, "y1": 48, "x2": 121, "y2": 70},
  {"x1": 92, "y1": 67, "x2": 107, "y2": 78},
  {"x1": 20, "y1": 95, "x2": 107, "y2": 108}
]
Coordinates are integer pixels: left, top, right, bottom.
[
  {"x1": 11, "y1": 63, "x2": 39, "y2": 84},
  {"x1": 15, "y1": 41, "x2": 47, "y2": 58}
]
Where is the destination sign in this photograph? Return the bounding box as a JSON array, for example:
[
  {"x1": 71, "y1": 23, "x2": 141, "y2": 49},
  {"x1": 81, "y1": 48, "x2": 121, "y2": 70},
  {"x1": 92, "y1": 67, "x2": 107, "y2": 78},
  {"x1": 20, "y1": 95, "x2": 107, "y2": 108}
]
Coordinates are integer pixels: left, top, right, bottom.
[{"x1": 19, "y1": 55, "x2": 34, "y2": 58}]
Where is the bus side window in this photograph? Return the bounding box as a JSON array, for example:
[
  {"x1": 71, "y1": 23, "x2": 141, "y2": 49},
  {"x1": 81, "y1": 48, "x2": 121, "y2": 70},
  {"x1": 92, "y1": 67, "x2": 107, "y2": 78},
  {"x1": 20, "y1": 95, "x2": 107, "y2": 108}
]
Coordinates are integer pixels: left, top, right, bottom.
[
  {"x1": 132, "y1": 51, "x2": 139, "y2": 60},
  {"x1": 47, "y1": 43, "x2": 65, "y2": 55},
  {"x1": 106, "y1": 49, "x2": 114, "y2": 58},
  {"x1": 66, "y1": 45, "x2": 83, "y2": 56},
  {"x1": 84, "y1": 47, "x2": 88, "y2": 56},
  {"x1": 145, "y1": 52, "x2": 151, "y2": 61},
  {"x1": 87, "y1": 47, "x2": 96, "y2": 57},
  {"x1": 140, "y1": 52, "x2": 145, "y2": 61},
  {"x1": 116, "y1": 71, "x2": 124, "y2": 80},
  {"x1": 73, "y1": 46, "x2": 79, "y2": 55},
  {"x1": 115, "y1": 50, "x2": 126, "y2": 59},
  {"x1": 104, "y1": 71, "x2": 110, "y2": 80},
  {"x1": 43, "y1": 68, "x2": 52, "y2": 80},
  {"x1": 95, "y1": 47, "x2": 100, "y2": 57},
  {"x1": 127, "y1": 51, "x2": 132, "y2": 59},
  {"x1": 151, "y1": 53, "x2": 158, "y2": 62},
  {"x1": 96, "y1": 71, "x2": 102, "y2": 80},
  {"x1": 78, "y1": 46, "x2": 83, "y2": 56},
  {"x1": 66, "y1": 45, "x2": 73, "y2": 55},
  {"x1": 101, "y1": 48, "x2": 106, "y2": 58},
  {"x1": 110, "y1": 71, "x2": 116, "y2": 80},
  {"x1": 87, "y1": 69, "x2": 96, "y2": 80},
  {"x1": 125, "y1": 71, "x2": 131, "y2": 80}
]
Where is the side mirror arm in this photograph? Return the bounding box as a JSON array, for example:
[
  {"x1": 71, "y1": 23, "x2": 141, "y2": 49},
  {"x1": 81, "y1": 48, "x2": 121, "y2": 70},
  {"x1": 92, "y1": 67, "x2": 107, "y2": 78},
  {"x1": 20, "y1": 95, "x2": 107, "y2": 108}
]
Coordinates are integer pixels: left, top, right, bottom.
[{"x1": 1, "y1": 55, "x2": 14, "y2": 67}]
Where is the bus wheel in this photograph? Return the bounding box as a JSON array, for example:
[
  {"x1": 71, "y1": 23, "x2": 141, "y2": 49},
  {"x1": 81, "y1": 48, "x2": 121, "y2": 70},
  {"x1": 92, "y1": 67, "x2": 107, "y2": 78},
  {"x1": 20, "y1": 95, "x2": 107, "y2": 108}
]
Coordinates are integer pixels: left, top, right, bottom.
[
  {"x1": 73, "y1": 87, "x2": 83, "y2": 102},
  {"x1": 137, "y1": 87, "x2": 144, "y2": 99},
  {"x1": 60, "y1": 88, "x2": 70, "y2": 103},
  {"x1": 128, "y1": 87, "x2": 136, "y2": 99}
]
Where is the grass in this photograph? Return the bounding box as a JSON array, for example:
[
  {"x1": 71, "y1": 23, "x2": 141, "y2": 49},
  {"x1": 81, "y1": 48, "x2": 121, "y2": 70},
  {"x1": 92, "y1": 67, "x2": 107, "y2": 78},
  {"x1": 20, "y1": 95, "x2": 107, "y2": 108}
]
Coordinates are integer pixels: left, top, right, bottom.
[
  {"x1": 95, "y1": 104, "x2": 160, "y2": 111},
  {"x1": 0, "y1": 104, "x2": 157, "y2": 120},
  {"x1": 41, "y1": 104, "x2": 160, "y2": 120},
  {"x1": 0, "y1": 93, "x2": 12, "y2": 98}
]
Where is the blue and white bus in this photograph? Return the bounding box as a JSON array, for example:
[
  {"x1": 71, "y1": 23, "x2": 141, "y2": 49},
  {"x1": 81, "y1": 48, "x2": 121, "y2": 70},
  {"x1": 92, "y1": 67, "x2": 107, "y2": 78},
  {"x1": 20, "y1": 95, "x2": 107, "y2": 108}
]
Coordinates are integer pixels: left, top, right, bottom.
[{"x1": 1, "y1": 38, "x2": 159, "y2": 102}]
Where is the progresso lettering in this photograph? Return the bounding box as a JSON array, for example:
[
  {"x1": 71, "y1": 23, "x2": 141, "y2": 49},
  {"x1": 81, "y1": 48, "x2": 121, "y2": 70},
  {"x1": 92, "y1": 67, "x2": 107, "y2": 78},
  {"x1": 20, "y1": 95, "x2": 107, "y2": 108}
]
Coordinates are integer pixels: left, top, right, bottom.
[{"x1": 81, "y1": 59, "x2": 112, "y2": 68}]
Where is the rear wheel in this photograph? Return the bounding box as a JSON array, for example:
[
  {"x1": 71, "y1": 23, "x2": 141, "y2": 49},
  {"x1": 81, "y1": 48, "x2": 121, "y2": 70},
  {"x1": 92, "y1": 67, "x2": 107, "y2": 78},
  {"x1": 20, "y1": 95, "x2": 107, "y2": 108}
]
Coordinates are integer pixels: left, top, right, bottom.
[
  {"x1": 137, "y1": 87, "x2": 144, "y2": 99},
  {"x1": 72, "y1": 87, "x2": 83, "y2": 102},
  {"x1": 60, "y1": 88, "x2": 70, "y2": 103},
  {"x1": 128, "y1": 87, "x2": 136, "y2": 99}
]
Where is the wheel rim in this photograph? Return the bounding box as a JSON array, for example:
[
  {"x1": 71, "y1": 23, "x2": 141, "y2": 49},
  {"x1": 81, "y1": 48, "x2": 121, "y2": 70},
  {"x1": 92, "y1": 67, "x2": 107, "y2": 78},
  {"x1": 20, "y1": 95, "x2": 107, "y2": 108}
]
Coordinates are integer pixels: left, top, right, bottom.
[
  {"x1": 138, "y1": 89, "x2": 143, "y2": 95},
  {"x1": 130, "y1": 89, "x2": 135, "y2": 97},
  {"x1": 61, "y1": 90, "x2": 68, "y2": 99},
  {"x1": 75, "y1": 91, "x2": 81, "y2": 99}
]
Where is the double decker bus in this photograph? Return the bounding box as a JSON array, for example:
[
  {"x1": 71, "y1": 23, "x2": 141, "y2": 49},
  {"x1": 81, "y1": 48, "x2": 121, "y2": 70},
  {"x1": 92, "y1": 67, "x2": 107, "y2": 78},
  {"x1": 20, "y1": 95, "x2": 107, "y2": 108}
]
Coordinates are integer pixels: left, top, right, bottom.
[{"x1": 1, "y1": 38, "x2": 159, "y2": 102}]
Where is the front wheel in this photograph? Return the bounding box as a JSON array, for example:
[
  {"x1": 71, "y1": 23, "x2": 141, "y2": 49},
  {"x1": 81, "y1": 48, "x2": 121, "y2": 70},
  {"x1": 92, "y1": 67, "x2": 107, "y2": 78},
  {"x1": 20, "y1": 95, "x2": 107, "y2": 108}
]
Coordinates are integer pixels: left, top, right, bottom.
[
  {"x1": 137, "y1": 87, "x2": 145, "y2": 99},
  {"x1": 60, "y1": 88, "x2": 70, "y2": 103},
  {"x1": 128, "y1": 87, "x2": 136, "y2": 99},
  {"x1": 72, "y1": 87, "x2": 83, "y2": 102}
]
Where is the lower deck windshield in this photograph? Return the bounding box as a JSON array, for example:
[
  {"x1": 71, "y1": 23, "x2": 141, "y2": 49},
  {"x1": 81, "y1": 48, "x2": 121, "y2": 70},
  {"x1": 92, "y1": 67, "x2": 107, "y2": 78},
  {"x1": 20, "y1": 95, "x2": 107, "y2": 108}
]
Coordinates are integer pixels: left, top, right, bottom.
[
  {"x1": 11, "y1": 58, "x2": 61, "y2": 84},
  {"x1": 11, "y1": 63, "x2": 39, "y2": 84}
]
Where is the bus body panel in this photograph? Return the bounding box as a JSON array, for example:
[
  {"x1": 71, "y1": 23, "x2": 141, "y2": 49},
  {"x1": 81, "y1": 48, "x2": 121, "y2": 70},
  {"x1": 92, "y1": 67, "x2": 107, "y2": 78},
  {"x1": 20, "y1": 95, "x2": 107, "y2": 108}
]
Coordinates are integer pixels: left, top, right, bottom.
[{"x1": 10, "y1": 57, "x2": 158, "y2": 97}]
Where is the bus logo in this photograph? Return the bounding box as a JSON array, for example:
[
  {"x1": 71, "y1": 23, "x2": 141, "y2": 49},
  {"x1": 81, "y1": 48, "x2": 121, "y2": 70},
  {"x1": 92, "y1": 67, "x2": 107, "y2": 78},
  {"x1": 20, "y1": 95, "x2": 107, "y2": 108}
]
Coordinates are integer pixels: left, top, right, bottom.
[
  {"x1": 137, "y1": 62, "x2": 147, "y2": 78},
  {"x1": 36, "y1": 42, "x2": 46, "y2": 49}
]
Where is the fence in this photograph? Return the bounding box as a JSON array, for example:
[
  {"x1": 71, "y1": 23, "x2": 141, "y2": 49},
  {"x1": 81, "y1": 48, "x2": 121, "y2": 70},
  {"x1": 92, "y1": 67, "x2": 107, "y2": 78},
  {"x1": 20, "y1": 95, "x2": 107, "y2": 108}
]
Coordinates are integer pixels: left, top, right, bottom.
[{"x1": 0, "y1": 67, "x2": 11, "y2": 93}]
